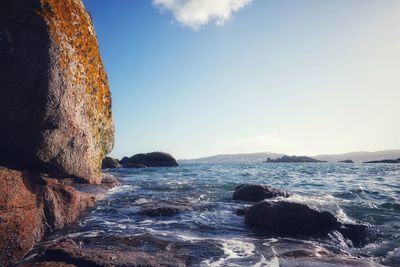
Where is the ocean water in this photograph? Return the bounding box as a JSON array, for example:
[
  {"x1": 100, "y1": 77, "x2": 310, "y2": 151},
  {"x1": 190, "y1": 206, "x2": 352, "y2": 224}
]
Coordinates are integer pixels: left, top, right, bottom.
[{"x1": 45, "y1": 163, "x2": 400, "y2": 266}]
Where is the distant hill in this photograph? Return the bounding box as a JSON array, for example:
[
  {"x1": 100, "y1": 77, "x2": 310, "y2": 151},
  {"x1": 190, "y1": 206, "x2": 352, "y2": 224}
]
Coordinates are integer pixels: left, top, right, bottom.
[
  {"x1": 179, "y1": 152, "x2": 284, "y2": 163},
  {"x1": 180, "y1": 150, "x2": 400, "y2": 163},
  {"x1": 314, "y1": 150, "x2": 400, "y2": 163}
]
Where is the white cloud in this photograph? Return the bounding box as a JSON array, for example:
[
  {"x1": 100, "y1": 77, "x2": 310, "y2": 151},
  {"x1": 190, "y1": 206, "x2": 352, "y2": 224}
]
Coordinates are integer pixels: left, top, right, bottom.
[{"x1": 152, "y1": 0, "x2": 252, "y2": 30}]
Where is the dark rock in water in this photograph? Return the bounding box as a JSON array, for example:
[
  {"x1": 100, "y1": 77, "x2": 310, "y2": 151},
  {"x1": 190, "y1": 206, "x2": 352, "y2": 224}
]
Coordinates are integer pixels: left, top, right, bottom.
[
  {"x1": 101, "y1": 157, "x2": 120, "y2": 169},
  {"x1": 338, "y1": 224, "x2": 368, "y2": 247},
  {"x1": 0, "y1": 167, "x2": 98, "y2": 266},
  {"x1": 121, "y1": 152, "x2": 178, "y2": 168},
  {"x1": 265, "y1": 156, "x2": 326, "y2": 163},
  {"x1": 233, "y1": 184, "x2": 290, "y2": 202},
  {"x1": 32, "y1": 238, "x2": 186, "y2": 267},
  {"x1": 364, "y1": 158, "x2": 400, "y2": 164},
  {"x1": 0, "y1": 0, "x2": 114, "y2": 184},
  {"x1": 339, "y1": 159, "x2": 354, "y2": 163},
  {"x1": 140, "y1": 201, "x2": 192, "y2": 217},
  {"x1": 245, "y1": 201, "x2": 367, "y2": 247},
  {"x1": 245, "y1": 201, "x2": 340, "y2": 236},
  {"x1": 235, "y1": 208, "x2": 248, "y2": 216}
]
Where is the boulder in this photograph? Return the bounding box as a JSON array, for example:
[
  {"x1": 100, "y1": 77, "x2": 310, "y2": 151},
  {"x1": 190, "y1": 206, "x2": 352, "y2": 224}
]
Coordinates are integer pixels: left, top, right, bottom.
[
  {"x1": 0, "y1": 166, "x2": 111, "y2": 266},
  {"x1": 121, "y1": 152, "x2": 178, "y2": 168},
  {"x1": 245, "y1": 201, "x2": 340, "y2": 236},
  {"x1": 101, "y1": 157, "x2": 120, "y2": 169},
  {"x1": 0, "y1": 0, "x2": 114, "y2": 184},
  {"x1": 245, "y1": 201, "x2": 367, "y2": 246},
  {"x1": 140, "y1": 201, "x2": 192, "y2": 217},
  {"x1": 30, "y1": 238, "x2": 186, "y2": 267},
  {"x1": 233, "y1": 184, "x2": 289, "y2": 202}
]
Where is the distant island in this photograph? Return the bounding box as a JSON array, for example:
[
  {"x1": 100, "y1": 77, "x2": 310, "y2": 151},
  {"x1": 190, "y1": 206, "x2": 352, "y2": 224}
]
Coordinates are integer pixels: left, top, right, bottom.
[
  {"x1": 181, "y1": 150, "x2": 400, "y2": 163},
  {"x1": 339, "y1": 159, "x2": 354, "y2": 163},
  {"x1": 364, "y1": 158, "x2": 400, "y2": 164},
  {"x1": 265, "y1": 156, "x2": 327, "y2": 163}
]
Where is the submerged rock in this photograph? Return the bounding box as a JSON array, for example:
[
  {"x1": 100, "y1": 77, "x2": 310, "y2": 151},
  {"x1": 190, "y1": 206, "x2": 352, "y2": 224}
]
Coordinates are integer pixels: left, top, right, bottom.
[
  {"x1": 121, "y1": 152, "x2": 178, "y2": 168},
  {"x1": 0, "y1": 0, "x2": 114, "y2": 184},
  {"x1": 245, "y1": 201, "x2": 367, "y2": 246},
  {"x1": 140, "y1": 201, "x2": 193, "y2": 217},
  {"x1": 0, "y1": 167, "x2": 97, "y2": 266},
  {"x1": 233, "y1": 184, "x2": 290, "y2": 202},
  {"x1": 102, "y1": 156, "x2": 120, "y2": 169}
]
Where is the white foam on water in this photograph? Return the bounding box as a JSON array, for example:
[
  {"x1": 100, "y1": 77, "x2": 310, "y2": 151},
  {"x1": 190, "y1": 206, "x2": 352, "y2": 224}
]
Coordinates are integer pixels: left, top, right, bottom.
[
  {"x1": 384, "y1": 247, "x2": 400, "y2": 265},
  {"x1": 134, "y1": 197, "x2": 150, "y2": 204}
]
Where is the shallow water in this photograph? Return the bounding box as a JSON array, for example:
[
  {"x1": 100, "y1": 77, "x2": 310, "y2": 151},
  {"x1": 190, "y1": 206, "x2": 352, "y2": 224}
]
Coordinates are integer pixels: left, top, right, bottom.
[{"x1": 46, "y1": 163, "x2": 400, "y2": 266}]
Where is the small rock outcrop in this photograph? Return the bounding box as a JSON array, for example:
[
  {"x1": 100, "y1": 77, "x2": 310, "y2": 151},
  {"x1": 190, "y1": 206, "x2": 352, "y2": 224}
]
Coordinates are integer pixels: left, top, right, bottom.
[
  {"x1": 339, "y1": 159, "x2": 354, "y2": 163},
  {"x1": 140, "y1": 201, "x2": 193, "y2": 217},
  {"x1": 245, "y1": 201, "x2": 367, "y2": 246},
  {"x1": 233, "y1": 184, "x2": 290, "y2": 202},
  {"x1": 0, "y1": 167, "x2": 96, "y2": 266},
  {"x1": 265, "y1": 156, "x2": 326, "y2": 163},
  {"x1": 102, "y1": 157, "x2": 120, "y2": 169},
  {"x1": 121, "y1": 152, "x2": 178, "y2": 168},
  {"x1": 0, "y1": 0, "x2": 114, "y2": 184}
]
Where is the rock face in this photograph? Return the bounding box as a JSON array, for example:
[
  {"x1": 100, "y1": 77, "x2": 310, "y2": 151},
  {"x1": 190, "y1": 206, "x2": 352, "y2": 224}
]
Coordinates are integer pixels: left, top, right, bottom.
[
  {"x1": 121, "y1": 152, "x2": 179, "y2": 168},
  {"x1": 233, "y1": 184, "x2": 290, "y2": 202},
  {"x1": 28, "y1": 238, "x2": 186, "y2": 267},
  {"x1": 0, "y1": 167, "x2": 96, "y2": 266},
  {"x1": 244, "y1": 201, "x2": 367, "y2": 246},
  {"x1": 265, "y1": 156, "x2": 326, "y2": 163},
  {"x1": 0, "y1": 0, "x2": 114, "y2": 184},
  {"x1": 101, "y1": 156, "x2": 120, "y2": 169}
]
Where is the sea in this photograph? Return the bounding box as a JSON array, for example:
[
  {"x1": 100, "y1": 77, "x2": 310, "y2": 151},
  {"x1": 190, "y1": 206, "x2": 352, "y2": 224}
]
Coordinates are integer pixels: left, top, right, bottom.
[{"x1": 41, "y1": 163, "x2": 400, "y2": 266}]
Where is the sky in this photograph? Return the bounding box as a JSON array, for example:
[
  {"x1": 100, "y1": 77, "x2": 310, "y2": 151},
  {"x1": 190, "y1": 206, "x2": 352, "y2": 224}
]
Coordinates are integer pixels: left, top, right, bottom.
[{"x1": 83, "y1": 0, "x2": 400, "y2": 160}]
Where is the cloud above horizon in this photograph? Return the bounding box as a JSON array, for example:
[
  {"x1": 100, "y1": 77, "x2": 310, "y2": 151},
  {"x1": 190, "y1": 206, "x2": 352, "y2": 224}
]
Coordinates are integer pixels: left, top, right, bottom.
[{"x1": 152, "y1": 0, "x2": 252, "y2": 29}]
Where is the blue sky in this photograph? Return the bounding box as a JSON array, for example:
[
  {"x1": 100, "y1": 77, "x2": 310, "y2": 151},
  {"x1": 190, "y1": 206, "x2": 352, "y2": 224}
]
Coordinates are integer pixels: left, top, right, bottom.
[{"x1": 83, "y1": 0, "x2": 400, "y2": 159}]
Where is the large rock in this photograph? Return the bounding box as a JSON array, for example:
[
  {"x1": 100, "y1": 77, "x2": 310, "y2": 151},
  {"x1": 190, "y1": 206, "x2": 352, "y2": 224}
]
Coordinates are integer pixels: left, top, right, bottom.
[
  {"x1": 121, "y1": 152, "x2": 178, "y2": 168},
  {"x1": 0, "y1": 167, "x2": 97, "y2": 266},
  {"x1": 101, "y1": 156, "x2": 120, "y2": 169},
  {"x1": 0, "y1": 0, "x2": 114, "y2": 184},
  {"x1": 233, "y1": 184, "x2": 290, "y2": 202},
  {"x1": 245, "y1": 201, "x2": 367, "y2": 246}
]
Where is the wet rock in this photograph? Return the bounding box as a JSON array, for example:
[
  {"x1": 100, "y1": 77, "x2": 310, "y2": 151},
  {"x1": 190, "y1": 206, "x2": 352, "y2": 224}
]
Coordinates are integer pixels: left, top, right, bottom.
[
  {"x1": 101, "y1": 157, "x2": 120, "y2": 169},
  {"x1": 233, "y1": 184, "x2": 289, "y2": 202},
  {"x1": 266, "y1": 240, "x2": 384, "y2": 267},
  {"x1": 121, "y1": 152, "x2": 178, "y2": 168},
  {"x1": 140, "y1": 201, "x2": 193, "y2": 217},
  {"x1": 235, "y1": 208, "x2": 248, "y2": 216},
  {"x1": 245, "y1": 201, "x2": 367, "y2": 246},
  {"x1": 245, "y1": 201, "x2": 340, "y2": 236},
  {"x1": 0, "y1": 166, "x2": 115, "y2": 266},
  {"x1": 34, "y1": 238, "x2": 186, "y2": 267},
  {"x1": 0, "y1": 0, "x2": 114, "y2": 184}
]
